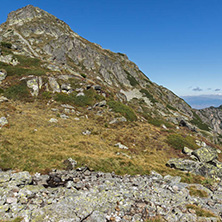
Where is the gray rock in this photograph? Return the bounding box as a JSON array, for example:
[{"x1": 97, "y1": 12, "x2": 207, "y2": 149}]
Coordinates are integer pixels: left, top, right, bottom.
[
  {"x1": 27, "y1": 76, "x2": 40, "y2": 96},
  {"x1": 76, "y1": 92, "x2": 85, "y2": 97},
  {"x1": 109, "y1": 116, "x2": 127, "y2": 124},
  {"x1": 0, "y1": 96, "x2": 8, "y2": 103},
  {"x1": 0, "y1": 70, "x2": 7, "y2": 81},
  {"x1": 0, "y1": 117, "x2": 8, "y2": 127},
  {"x1": 114, "y1": 142, "x2": 129, "y2": 150},
  {"x1": 93, "y1": 100, "x2": 106, "y2": 108},
  {"x1": 60, "y1": 113, "x2": 69, "y2": 119},
  {"x1": 48, "y1": 77, "x2": 60, "y2": 93},
  {"x1": 49, "y1": 118, "x2": 58, "y2": 123},
  {"x1": 82, "y1": 130, "x2": 91, "y2": 135}
]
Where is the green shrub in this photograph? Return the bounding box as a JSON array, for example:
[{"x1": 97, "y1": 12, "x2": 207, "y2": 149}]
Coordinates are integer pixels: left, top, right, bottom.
[
  {"x1": 166, "y1": 133, "x2": 199, "y2": 150},
  {"x1": 4, "y1": 81, "x2": 30, "y2": 100},
  {"x1": 167, "y1": 104, "x2": 177, "y2": 111},
  {"x1": 0, "y1": 54, "x2": 46, "y2": 76},
  {"x1": 1, "y1": 41, "x2": 12, "y2": 49},
  {"x1": 125, "y1": 70, "x2": 139, "y2": 86},
  {"x1": 74, "y1": 95, "x2": 93, "y2": 106},
  {"x1": 108, "y1": 100, "x2": 137, "y2": 121},
  {"x1": 140, "y1": 89, "x2": 157, "y2": 103},
  {"x1": 0, "y1": 88, "x2": 4, "y2": 94},
  {"x1": 55, "y1": 93, "x2": 75, "y2": 104},
  {"x1": 55, "y1": 91, "x2": 94, "y2": 107},
  {"x1": 190, "y1": 111, "x2": 209, "y2": 131},
  {"x1": 41, "y1": 91, "x2": 53, "y2": 100}
]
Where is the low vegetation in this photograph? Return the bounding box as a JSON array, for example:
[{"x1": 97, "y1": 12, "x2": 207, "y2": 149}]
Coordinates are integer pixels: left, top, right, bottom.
[
  {"x1": 188, "y1": 185, "x2": 209, "y2": 198},
  {"x1": 108, "y1": 100, "x2": 137, "y2": 121},
  {"x1": 186, "y1": 204, "x2": 216, "y2": 217},
  {"x1": 140, "y1": 89, "x2": 157, "y2": 103},
  {"x1": 166, "y1": 133, "x2": 199, "y2": 150},
  {"x1": 3, "y1": 81, "x2": 31, "y2": 101},
  {"x1": 191, "y1": 111, "x2": 210, "y2": 131},
  {"x1": 0, "y1": 51, "x2": 47, "y2": 76}
]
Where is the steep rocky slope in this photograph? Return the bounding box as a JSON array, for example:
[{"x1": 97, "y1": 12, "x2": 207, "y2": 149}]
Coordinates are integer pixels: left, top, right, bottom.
[{"x1": 0, "y1": 5, "x2": 194, "y2": 121}]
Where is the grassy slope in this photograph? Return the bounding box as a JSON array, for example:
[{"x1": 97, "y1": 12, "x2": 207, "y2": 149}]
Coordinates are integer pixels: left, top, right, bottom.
[{"x1": 0, "y1": 99, "x2": 218, "y2": 184}]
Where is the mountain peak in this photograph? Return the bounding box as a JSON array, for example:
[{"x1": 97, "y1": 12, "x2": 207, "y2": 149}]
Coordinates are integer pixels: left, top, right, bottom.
[{"x1": 7, "y1": 5, "x2": 49, "y2": 26}]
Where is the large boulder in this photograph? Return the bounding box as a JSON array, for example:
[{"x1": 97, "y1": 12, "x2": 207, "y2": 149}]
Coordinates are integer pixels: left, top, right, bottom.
[{"x1": 192, "y1": 146, "x2": 218, "y2": 163}]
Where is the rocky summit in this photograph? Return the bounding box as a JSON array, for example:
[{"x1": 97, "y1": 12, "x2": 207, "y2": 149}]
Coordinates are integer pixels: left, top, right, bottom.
[{"x1": 1, "y1": 5, "x2": 222, "y2": 222}]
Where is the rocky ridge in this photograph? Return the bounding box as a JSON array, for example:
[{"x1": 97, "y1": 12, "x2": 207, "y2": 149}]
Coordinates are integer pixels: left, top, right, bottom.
[{"x1": 0, "y1": 165, "x2": 222, "y2": 222}]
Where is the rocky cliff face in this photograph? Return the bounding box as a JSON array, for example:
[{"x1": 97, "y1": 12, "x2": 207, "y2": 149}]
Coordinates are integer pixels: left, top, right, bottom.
[{"x1": 196, "y1": 106, "x2": 222, "y2": 136}]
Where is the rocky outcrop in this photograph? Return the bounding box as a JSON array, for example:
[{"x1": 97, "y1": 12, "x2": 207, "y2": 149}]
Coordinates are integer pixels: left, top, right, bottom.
[
  {"x1": 167, "y1": 146, "x2": 222, "y2": 179},
  {"x1": 1, "y1": 168, "x2": 222, "y2": 221}
]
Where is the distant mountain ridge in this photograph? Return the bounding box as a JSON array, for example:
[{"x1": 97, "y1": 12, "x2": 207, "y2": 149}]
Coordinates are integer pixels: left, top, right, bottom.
[{"x1": 182, "y1": 95, "x2": 222, "y2": 109}]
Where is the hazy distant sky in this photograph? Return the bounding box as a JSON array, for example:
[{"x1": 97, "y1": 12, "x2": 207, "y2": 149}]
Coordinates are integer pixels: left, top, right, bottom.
[{"x1": 1, "y1": 0, "x2": 222, "y2": 97}]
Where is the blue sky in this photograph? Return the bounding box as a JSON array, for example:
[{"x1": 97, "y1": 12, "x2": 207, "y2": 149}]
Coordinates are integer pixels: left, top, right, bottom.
[{"x1": 1, "y1": 0, "x2": 222, "y2": 97}]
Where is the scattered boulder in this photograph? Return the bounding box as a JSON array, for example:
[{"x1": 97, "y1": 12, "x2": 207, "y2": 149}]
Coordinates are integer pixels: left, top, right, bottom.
[
  {"x1": 0, "y1": 96, "x2": 8, "y2": 103},
  {"x1": 0, "y1": 116, "x2": 8, "y2": 127},
  {"x1": 48, "y1": 77, "x2": 60, "y2": 93},
  {"x1": 93, "y1": 100, "x2": 106, "y2": 108},
  {"x1": 49, "y1": 118, "x2": 58, "y2": 123},
  {"x1": 82, "y1": 130, "x2": 91, "y2": 135},
  {"x1": 109, "y1": 116, "x2": 127, "y2": 124},
  {"x1": 115, "y1": 142, "x2": 129, "y2": 150},
  {"x1": 60, "y1": 114, "x2": 69, "y2": 119},
  {"x1": 0, "y1": 69, "x2": 7, "y2": 81},
  {"x1": 61, "y1": 83, "x2": 72, "y2": 93},
  {"x1": 76, "y1": 92, "x2": 85, "y2": 97}
]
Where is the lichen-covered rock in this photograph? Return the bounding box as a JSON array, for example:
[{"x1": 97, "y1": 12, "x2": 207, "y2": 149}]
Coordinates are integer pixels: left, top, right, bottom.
[
  {"x1": 192, "y1": 146, "x2": 218, "y2": 163},
  {"x1": 166, "y1": 158, "x2": 199, "y2": 172}
]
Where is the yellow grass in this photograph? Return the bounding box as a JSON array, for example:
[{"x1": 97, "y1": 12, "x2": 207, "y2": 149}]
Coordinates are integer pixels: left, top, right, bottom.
[{"x1": 0, "y1": 100, "x2": 216, "y2": 184}]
